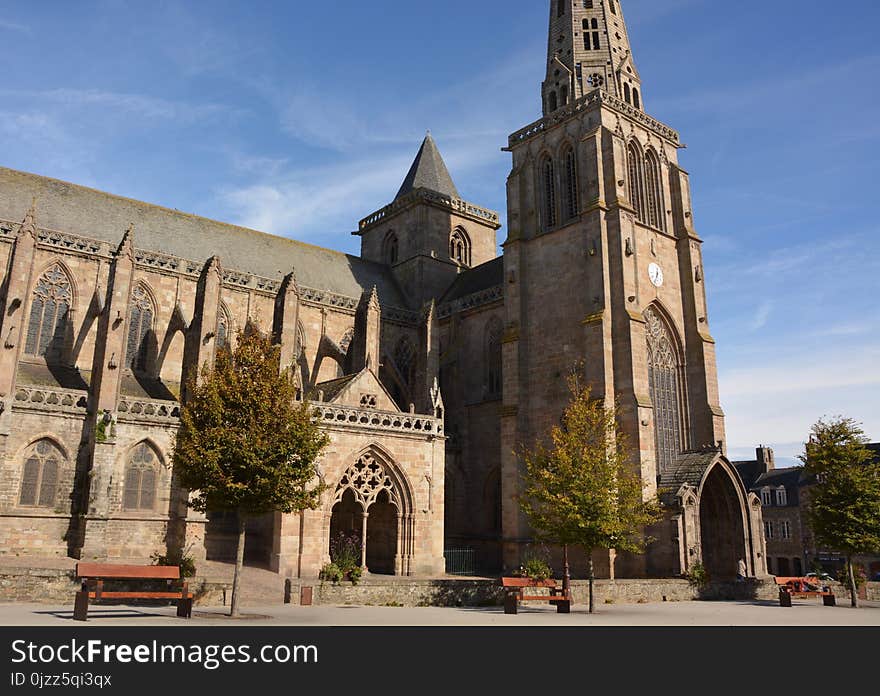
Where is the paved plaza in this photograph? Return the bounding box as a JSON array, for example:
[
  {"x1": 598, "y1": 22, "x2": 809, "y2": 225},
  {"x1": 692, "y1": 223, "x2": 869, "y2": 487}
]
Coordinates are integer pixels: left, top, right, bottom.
[{"x1": 1, "y1": 599, "x2": 878, "y2": 627}]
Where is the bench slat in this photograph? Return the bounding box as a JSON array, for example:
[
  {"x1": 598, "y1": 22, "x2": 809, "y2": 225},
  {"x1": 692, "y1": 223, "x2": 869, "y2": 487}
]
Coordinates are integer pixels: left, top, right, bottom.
[
  {"x1": 76, "y1": 563, "x2": 180, "y2": 580},
  {"x1": 87, "y1": 592, "x2": 193, "y2": 600},
  {"x1": 501, "y1": 578, "x2": 557, "y2": 588}
]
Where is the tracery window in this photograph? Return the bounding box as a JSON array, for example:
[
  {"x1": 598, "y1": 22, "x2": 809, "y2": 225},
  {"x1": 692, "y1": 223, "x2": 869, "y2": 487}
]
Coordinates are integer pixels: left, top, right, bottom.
[
  {"x1": 761, "y1": 488, "x2": 772, "y2": 506},
  {"x1": 394, "y1": 336, "x2": 416, "y2": 390},
  {"x1": 333, "y1": 453, "x2": 402, "y2": 510},
  {"x1": 485, "y1": 318, "x2": 503, "y2": 399},
  {"x1": 19, "y1": 439, "x2": 62, "y2": 508},
  {"x1": 645, "y1": 306, "x2": 685, "y2": 475},
  {"x1": 563, "y1": 146, "x2": 578, "y2": 221},
  {"x1": 450, "y1": 228, "x2": 471, "y2": 267},
  {"x1": 542, "y1": 157, "x2": 557, "y2": 230},
  {"x1": 776, "y1": 487, "x2": 788, "y2": 506},
  {"x1": 644, "y1": 149, "x2": 665, "y2": 231},
  {"x1": 126, "y1": 284, "x2": 155, "y2": 372},
  {"x1": 627, "y1": 142, "x2": 646, "y2": 224},
  {"x1": 123, "y1": 442, "x2": 159, "y2": 511},
  {"x1": 24, "y1": 264, "x2": 72, "y2": 360},
  {"x1": 216, "y1": 304, "x2": 231, "y2": 352}
]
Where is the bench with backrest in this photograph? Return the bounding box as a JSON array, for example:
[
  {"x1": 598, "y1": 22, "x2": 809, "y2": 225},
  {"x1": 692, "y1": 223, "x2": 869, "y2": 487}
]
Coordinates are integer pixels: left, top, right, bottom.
[
  {"x1": 501, "y1": 577, "x2": 571, "y2": 615},
  {"x1": 774, "y1": 576, "x2": 836, "y2": 607},
  {"x1": 73, "y1": 563, "x2": 193, "y2": 621}
]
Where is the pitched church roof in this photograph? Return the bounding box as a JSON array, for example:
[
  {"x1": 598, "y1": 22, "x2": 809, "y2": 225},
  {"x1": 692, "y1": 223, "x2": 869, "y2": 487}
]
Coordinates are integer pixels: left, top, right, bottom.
[
  {"x1": 0, "y1": 166, "x2": 408, "y2": 308},
  {"x1": 440, "y1": 257, "x2": 504, "y2": 303},
  {"x1": 395, "y1": 133, "x2": 459, "y2": 201}
]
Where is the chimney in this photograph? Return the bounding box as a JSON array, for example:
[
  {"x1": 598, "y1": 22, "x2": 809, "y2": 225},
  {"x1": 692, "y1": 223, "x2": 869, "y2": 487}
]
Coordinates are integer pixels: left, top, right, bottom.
[{"x1": 756, "y1": 445, "x2": 775, "y2": 473}]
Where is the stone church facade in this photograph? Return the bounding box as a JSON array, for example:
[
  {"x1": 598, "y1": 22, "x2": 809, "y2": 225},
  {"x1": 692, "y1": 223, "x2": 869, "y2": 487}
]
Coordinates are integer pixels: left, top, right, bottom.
[{"x1": 0, "y1": 0, "x2": 766, "y2": 581}]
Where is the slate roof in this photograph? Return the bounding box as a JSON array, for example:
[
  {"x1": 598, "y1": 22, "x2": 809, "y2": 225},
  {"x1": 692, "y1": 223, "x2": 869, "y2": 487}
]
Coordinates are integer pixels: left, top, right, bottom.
[
  {"x1": 314, "y1": 374, "x2": 357, "y2": 402},
  {"x1": 440, "y1": 257, "x2": 504, "y2": 304},
  {"x1": 394, "y1": 134, "x2": 460, "y2": 201},
  {"x1": 0, "y1": 167, "x2": 408, "y2": 308},
  {"x1": 659, "y1": 450, "x2": 719, "y2": 501}
]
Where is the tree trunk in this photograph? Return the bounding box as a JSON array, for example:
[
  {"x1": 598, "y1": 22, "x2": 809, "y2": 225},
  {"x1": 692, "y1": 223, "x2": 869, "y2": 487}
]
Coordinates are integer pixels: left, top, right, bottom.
[
  {"x1": 588, "y1": 553, "x2": 595, "y2": 614},
  {"x1": 230, "y1": 515, "x2": 246, "y2": 617},
  {"x1": 847, "y1": 555, "x2": 858, "y2": 609}
]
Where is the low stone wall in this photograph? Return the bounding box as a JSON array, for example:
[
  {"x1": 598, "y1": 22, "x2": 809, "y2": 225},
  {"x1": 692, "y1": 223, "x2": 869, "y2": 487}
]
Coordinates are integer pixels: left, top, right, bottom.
[{"x1": 2, "y1": 565, "x2": 877, "y2": 608}]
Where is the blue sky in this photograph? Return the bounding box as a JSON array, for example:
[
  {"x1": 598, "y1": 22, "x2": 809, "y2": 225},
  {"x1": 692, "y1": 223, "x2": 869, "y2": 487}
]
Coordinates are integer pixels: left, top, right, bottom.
[{"x1": 1, "y1": 0, "x2": 878, "y2": 466}]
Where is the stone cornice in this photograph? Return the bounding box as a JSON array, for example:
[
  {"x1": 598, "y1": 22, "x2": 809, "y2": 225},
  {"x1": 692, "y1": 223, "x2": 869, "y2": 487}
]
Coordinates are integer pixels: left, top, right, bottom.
[
  {"x1": 437, "y1": 284, "x2": 503, "y2": 319},
  {"x1": 507, "y1": 89, "x2": 680, "y2": 149},
  {"x1": 357, "y1": 187, "x2": 501, "y2": 234}
]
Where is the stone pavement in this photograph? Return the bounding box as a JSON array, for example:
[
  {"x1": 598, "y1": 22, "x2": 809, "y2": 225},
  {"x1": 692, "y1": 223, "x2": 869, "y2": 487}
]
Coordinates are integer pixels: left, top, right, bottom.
[{"x1": 1, "y1": 599, "x2": 878, "y2": 627}]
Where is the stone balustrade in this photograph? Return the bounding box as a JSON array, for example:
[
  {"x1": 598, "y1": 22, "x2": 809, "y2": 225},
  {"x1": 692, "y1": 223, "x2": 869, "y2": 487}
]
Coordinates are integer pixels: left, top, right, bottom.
[
  {"x1": 117, "y1": 398, "x2": 181, "y2": 423},
  {"x1": 508, "y1": 89, "x2": 680, "y2": 147},
  {"x1": 359, "y1": 188, "x2": 500, "y2": 233},
  {"x1": 12, "y1": 386, "x2": 89, "y2": 415},
  {"x1": 312, "y1": 404, "x2": 443, "y2": 436},
  {"x1": 437, "y1": 284, "x2": 503, "y2": 319}
]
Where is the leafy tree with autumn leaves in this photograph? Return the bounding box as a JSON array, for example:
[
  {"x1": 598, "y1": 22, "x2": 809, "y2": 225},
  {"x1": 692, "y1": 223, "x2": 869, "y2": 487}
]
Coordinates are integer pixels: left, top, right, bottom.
[
  {"x1": 519, "y1": 376, "x2": 661, "y2": 612},
  {"x1": 173, "y1": 324, "x2": 328, "y2": 616},
  {"x1": 800, "y1": 417, "x2": 880, "y2": 608}
]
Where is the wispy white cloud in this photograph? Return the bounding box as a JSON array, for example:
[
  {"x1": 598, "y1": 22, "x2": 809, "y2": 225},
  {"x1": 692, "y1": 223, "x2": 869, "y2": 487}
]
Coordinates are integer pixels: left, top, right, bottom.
[
  {"x1": 748, "y1": 301, "x2": 772, "y2": 332},
  {"x1": 0, "y1": 19, "x2": 30, "y2": 34}
]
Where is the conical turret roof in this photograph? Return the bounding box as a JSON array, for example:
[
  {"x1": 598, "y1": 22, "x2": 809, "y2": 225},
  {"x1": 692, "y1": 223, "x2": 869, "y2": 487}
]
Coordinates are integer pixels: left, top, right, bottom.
[{"x1": 395, "y1": 133, "x2": 459, "y2": 201}]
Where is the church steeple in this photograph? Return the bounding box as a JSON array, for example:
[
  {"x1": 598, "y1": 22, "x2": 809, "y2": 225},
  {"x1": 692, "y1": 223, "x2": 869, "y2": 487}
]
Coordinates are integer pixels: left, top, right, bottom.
[{"x1": 542, "y1": 0, "x2": 643, "y2": 116}]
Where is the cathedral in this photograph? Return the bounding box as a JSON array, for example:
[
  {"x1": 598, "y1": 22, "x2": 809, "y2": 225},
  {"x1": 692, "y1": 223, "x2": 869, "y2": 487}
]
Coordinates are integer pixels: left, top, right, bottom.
[{"x1": 0, "y1": 0, "x2": 766, "y2": 581}]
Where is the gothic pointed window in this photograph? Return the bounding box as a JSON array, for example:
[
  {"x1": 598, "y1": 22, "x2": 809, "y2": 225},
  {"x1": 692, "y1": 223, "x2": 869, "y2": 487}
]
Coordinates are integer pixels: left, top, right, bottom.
[
  {"x1": 24, "y1": 264, "x2": 72, "y2": 361},
  {"x1": 126, "y1": 284, "x2": 155, "y2": 372},
  {"x1": 19, "y1": 439, "x2": 63, "y2": 508},
  {"x1": 624, "y1": 82, "x2": 631, "y2": 104},
  {"x1": 384, "y1": 232, "x2": 399, "y2": 265},
  {"x1": 450, "y1": 228, "x2": 471, "y2": 267},
  {"x1": 632, "y1": 87, "x2": 641, "y2": 110},
  {"x1": 644, "y1": 149, "x2": 665, "y2": 231},
  {"x1": 394, "y1": 336, "x2": 416, "y2": 392},
  {"x1": 645, "y1": 306, "x2": 685, "y2": 475},
  {"x1": 542, "y1": 157, "x2": 557, "y2": 230},
  {"x1": 485, "y1": 317, "x2": 503, "y2": 400},
  {"x1": 563, "y1": 146, "x2": 578, "y2": 221},
  {"x1": 123, "y1": 442, "x2": 159, "y2": 511},
  {"x1": 627, "y1": 142, "x2": 646, "y2": 224},
  {"x1": 216, "y1": 303, "x2": 231, "y2": 353}
]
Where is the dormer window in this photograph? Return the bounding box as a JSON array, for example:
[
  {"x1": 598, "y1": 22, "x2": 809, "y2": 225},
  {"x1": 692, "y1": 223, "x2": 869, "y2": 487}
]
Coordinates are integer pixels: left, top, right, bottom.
[{"x1": 761, "y1": 488, "x2": 772, "y2": 506}]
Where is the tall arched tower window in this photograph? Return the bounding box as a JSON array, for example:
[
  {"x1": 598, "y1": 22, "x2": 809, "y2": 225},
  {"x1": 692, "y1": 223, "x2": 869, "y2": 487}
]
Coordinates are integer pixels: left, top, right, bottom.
[
  {"x1": 24, "y1": 264, "x2": 72, "y2": 361},
  {"x1": 126, "y1": 284, "x2": 155, "y2": 372},
  {"x1": 485, "y1": 317, "x2": 503, "y2": 399},
  {"x1": 541, "y1": 157, "x2": 557, "y2": 230},
  {"x1": 383, "y1": 232, "x2": 399, "y2": 265},
  {"x1": 394, "y1": 336, "x2": 416, "y2": 392},
  {"x1": 123, "y1": 442, "x2": 160, "y2": 511},
  {"x1": 627, "y1": 142, "x2": 646, "y2": 224},
  {"x1": 450, "y1": 228, "x2": 471, "y2": 267},
  {"x1": 19, "y1": 439, "x2": 64, "y2": 508},
  {"x1": 645, "y1": 149, "x2": 665, "y2": 231},
  {"x1": 563, "y1": 146, "x2": 578, "y2": 221},
  {"x1": 216, "y1": 303, "x2": 231, "y2": 353},
  {"x1": 645, "y1": 306, "x2": 686, "y2": 475}
]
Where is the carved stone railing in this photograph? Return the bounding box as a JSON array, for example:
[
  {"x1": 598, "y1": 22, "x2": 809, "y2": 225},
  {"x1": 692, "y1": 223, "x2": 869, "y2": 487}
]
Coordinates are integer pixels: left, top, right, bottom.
[
  {"x1": 508, "y1": 89, "x2": 680, "y2": 148},
  {"x1": 383, "y1": 306, "x2": 420, "y2": 326},
  {"x1": 437, "y1": 284, "x2": 503, "y2": 319},
  {"x1": 299, "y1": 287, "x2": 359, "y2": 311},
  {"x1": 358, "y1": 188, "x2": 500, "y2": 233},
  {"x1": 12, "y1": 386, "x2": 89, "y2": 415},
  {"x1": 135, "y1": 248, "x2": 201, "y2": 276},
  {"x1": 312, "y1": 404, "x2": 443, "y2": 436},
  {"x1": 117, "y1": 398, "x2": 181, "y2": 423}
]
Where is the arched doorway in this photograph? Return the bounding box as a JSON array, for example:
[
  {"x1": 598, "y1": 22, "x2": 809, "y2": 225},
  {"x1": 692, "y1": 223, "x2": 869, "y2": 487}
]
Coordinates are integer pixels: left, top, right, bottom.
[
  {"x1": 329, "y1": 450, "x2": 411, "y2": 576},
  {"x1": 699, "y1": 465, "x2": 747, "y2": 580},
  {"x1": 366, "y1": 490, "x2": 398, "y2": 575}
]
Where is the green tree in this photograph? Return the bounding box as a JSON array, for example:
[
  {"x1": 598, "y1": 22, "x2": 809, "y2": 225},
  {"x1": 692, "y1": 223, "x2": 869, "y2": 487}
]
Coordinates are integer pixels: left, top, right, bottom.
[
  {"x1": 173, "y1": 324, "x2": 328, "y2": 616},
  {"x1": 519, "y1": 377, "x2": 662, "y2": 613},
  {"x1": 800, "y1": 417, "x2": 880, "y2": 608}
]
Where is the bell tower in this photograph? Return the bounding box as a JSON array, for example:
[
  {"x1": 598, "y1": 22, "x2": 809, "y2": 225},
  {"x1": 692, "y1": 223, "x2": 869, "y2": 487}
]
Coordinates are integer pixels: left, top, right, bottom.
[
  {"x1": 543, "y1": 0, "x2": 643, "y2": 115},
  {"x1": 501, "y1": 0, "x2": 743, "y2": 577}
]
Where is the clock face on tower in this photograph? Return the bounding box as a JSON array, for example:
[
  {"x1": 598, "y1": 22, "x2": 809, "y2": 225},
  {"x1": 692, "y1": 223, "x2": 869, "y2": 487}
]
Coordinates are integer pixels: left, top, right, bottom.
[{"x1": 648, "y1": 263, "x2": 664, "y2": 288}]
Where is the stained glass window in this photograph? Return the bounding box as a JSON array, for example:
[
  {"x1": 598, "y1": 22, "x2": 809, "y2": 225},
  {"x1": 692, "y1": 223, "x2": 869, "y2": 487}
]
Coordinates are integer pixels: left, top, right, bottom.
[
  {"x1": 645, "y1": 306, "x2": 684, "y2": 474},
  {"x1": 126, "y1": 284, "x2": 154, "y2": 371},
  {"x1": 123, "y1": 442, "x2": 159, "y2": 511},
  {"x1": 19, "y1": 439, "x2": 62, "y2": 508},
  {"x1": 24, "y1": 264, "x2": 71, "y2": 360}
]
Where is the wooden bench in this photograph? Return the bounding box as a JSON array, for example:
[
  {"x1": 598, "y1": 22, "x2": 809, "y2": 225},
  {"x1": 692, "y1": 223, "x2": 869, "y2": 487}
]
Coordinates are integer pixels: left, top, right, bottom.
[
  {"x1": 774, "y1": 576, "x2": 836, "y2": 607},
  {"x1": 501, "y1": 577, "x2": 571, "y2": 615},
  {"x1": 73, "y1": 563, "x2": 194, "y2": 621}
]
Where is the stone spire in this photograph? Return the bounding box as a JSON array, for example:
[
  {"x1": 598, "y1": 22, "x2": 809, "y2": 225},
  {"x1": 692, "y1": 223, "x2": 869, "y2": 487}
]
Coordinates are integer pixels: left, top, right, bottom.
[
  {"x1": 395, "y1": 132, "x2": 460, "y2": 201},
  {"x1": 542, "y1": 0, "x2": 643, "y2": 116}
]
